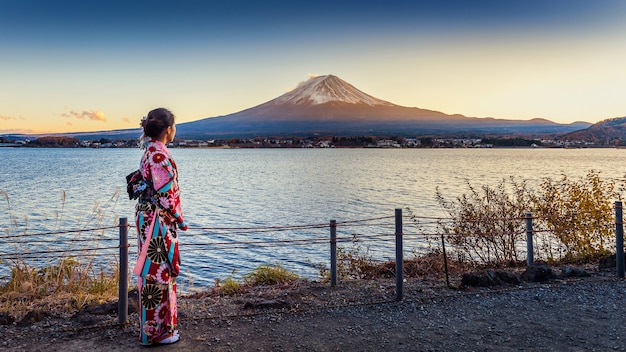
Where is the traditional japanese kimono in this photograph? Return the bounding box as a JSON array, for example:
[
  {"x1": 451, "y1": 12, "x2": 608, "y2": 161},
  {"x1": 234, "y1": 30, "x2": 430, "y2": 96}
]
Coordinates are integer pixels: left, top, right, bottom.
[{"x1": 134, "y1": 140, "x2": 187, "y2": 346}]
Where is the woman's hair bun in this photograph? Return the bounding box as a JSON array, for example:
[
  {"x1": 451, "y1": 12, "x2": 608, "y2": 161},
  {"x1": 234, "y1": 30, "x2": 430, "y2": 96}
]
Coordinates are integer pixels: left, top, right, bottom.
[{"x1": 141, "y1": 108, "x2": 175, "y2": 139}]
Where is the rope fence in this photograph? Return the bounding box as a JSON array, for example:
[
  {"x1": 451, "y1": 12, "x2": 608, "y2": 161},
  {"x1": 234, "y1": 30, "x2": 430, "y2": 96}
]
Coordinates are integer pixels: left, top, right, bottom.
[
  {"x1": 0, "y1": 210, "x2": 621, "y2": 263},
  {"x1": 1, "y1": 203, "x2": 625, "y2": 325}
]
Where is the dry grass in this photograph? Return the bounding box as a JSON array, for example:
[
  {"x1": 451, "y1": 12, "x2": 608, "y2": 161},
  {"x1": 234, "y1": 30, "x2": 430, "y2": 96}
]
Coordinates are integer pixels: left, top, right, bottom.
[
  {"x1": 0, "y1": 190, "x2": 124, "y2": 320},
  {"x1": 0, "y1": 258, "x2": 120, "y2": 319}
]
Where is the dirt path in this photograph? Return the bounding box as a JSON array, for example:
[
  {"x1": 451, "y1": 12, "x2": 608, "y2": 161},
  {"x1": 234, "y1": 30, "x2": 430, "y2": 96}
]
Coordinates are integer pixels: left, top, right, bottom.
[{"x1": 2, "y1": 275, "x2": 626, "y2": 351}]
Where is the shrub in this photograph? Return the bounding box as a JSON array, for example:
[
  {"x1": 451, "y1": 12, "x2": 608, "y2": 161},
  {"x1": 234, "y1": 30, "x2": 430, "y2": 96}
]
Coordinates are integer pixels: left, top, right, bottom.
[
  {"x1": 436, "y1": 177, "x2": 532, "y2": 265},
  {"x1": 335, "y1": 234, "x2": 385, "y2": 279},
  {"x1": 532, "y1": 170, "x2": 618, "y2": 261},
  {"x1": 436, "y1": 170, "x2": 620, "y2": 265},
  {"x1": 214, "y1": 276, "x2": 242, "y2": 296},
  {"x1": 243, "y1": 264, "x2": 298, "y2": 286}
]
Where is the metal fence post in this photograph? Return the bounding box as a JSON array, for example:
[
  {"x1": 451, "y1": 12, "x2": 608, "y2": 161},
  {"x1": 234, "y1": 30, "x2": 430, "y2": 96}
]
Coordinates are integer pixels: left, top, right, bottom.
[
  {"x1": 525, "y1": 212, "x2": 534, "y2": 266},
  {"x1": 330, "y1": 219, "x2": 337, "y2": 287},
  {"x1": 395, "y1": 208, "x2": 403, "y2": 301},
  {"x1": 615, "y1": 201, "x2": 624, "y2": 278},
  {"x1": 118, "y1": 217, "x2": 129, "y2": 324},
  {"x1": 441, "y1": 234, "x2": 450, "y2": 289}
]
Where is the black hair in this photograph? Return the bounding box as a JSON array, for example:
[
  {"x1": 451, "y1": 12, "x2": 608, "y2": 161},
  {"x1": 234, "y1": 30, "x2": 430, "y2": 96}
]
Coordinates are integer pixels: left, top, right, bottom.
[{"x1": 141, "y1": 108, "x2": 175, "y2": 138}]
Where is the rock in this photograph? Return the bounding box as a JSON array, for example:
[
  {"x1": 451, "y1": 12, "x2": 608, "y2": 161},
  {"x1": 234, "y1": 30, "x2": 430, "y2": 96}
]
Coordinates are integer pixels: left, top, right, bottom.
[
  {"x1": 490, "y1": 270, "x2": 521, "y2": 284},
  {"x1": 598, "y1": 255, "x2": 626, "y2": 270},
  {"x1": 243, "y1": 299, "x2": 291, "y2": 310},
  {"x1": 17, "y1": 310, "x2": 47, "y2": 327},
  {"x1": 83, "y1": 302, "x2": 117, "y2": 315},
  {"x1": 461, "y1": 272, "x2": 492, "y2": 287},
  {"x1": 521, "y1": 263, "x2": 554, "y2": 282},
  {"x1": 0, "y1": 312, "x2": 14, "y2": 325},
  {"x1": 461, "y1": 270, "x2": 520, "y2": 287},
  {"x1": 71, "y1": 312, "x2": 101, "y2": 326},
  {"x1": 128, "y1": 288, "x2": 139, "y2": 314},
  {"x1": 78, "y1": 288, "x2": 138, "y2": 317},
  {"x1": 561, "y1": 266, "x2": 591, "y2": 278}
]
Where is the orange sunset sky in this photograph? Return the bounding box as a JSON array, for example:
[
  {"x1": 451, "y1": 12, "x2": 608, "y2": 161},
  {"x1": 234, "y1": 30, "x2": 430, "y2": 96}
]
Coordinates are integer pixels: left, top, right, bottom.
[{"x1": 2, "y1": 0, "x2": 626, "y2": 134}]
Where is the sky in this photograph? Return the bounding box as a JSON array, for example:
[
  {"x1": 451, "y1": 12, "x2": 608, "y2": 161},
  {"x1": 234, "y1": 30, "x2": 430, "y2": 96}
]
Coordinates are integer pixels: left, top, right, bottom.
[{"x1": 2, "y1": 0, "x2": 626, "y2": 134}]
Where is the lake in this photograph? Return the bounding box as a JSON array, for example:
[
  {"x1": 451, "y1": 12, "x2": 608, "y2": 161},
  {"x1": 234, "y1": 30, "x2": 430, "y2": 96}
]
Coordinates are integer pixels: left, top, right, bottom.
[{"x1": 1, "y1": 147, "x2": 625, "y2": 287}]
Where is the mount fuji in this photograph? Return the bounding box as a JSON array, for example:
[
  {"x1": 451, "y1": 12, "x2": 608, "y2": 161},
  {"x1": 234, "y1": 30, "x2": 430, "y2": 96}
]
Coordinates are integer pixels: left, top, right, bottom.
[
  {"x1": 25, "y1": 75, "x2": 589, "y2": 141},
  {"x1": 175, "y1": 75, "x2": 589, "y2": 139}
]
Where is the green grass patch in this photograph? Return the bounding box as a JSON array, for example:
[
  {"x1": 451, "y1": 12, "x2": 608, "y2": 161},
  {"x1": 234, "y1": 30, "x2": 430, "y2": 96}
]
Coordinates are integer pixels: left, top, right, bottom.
[{"x1": 243, "y1": 264, "x2": 299, "y2": 286}]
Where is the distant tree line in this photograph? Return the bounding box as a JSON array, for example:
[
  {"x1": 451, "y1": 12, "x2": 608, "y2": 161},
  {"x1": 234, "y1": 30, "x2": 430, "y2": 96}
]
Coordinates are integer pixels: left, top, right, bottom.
[
  {"x1": 28, "y1": 136, "x2": 81, "y2": 147},
  {"x1": 4, "y1": 134, "x2": 617, "y2": 148},
  {"x1": 480, "y1": 138, "x2": 540, "y2": 147},
  {"x1": 331, "y1": 136, "x2": 377, "y2": 147}
]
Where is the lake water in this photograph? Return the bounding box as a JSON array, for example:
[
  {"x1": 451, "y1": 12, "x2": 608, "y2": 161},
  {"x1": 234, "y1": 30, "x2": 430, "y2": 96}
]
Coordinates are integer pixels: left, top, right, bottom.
[{"x1": 1, "y1": 147, "x2": 625, "y2": 287}]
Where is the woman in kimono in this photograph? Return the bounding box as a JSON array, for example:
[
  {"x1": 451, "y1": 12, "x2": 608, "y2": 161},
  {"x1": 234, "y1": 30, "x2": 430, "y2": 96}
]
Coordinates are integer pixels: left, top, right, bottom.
[{"x1": 134, "y1": 107, "x2": 187, "y2": 346}]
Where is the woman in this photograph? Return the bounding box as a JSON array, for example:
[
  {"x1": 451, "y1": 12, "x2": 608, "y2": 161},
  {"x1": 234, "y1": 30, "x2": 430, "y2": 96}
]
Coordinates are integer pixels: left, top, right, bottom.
[{"x1": 134, "y1": 107, "x2": 187, "y2": 346}]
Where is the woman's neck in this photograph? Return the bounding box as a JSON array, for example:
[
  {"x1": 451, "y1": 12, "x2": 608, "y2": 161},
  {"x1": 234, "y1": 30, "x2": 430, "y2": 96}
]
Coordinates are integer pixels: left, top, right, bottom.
[
  {"x1": 153, "y1": 136, "x2": 168, "y2": 144},
  {"x1": 153, "y1": 130, "x2": 169, "y2": 144}
]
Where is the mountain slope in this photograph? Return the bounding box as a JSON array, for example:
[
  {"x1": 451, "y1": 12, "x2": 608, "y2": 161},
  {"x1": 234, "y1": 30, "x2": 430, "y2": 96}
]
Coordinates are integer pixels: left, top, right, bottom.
[
  {"x1": 5, "y1": 75, "x2": 592, "y2": 141},
  {"x1": 272, "y1": 75, "x2": 395, "y2": 106},
  {"x1": 176, "y1": 75, "x2": 589, "y2": 138},
  {"x1": 560, "y1": 116, "x2": 626, "y2": 144}
]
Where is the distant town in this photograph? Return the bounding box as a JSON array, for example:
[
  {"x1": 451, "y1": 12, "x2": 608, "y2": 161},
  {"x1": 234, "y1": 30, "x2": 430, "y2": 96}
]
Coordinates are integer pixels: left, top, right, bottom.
[{"x1": 0, "y1": 135, "x2": 603, "y2": 149}]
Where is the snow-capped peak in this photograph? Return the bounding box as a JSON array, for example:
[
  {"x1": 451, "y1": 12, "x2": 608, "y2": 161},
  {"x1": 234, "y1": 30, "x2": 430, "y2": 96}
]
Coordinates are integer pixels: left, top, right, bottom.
[{"x1": 273, "y1": 75, "x2": 395, "y2": 106}]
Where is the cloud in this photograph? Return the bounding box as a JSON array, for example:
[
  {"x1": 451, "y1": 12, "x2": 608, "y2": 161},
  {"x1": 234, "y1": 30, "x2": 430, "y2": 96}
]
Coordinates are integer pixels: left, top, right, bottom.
[
  {"x1": 121, "y1": 117, "x2": 131, "y2": 123},
  {"x1": 284, "y1": 74, "x2": 322, "y2": 93},
  {"x1": 62, "y1": 110, "x2": 107, "y2": 122},
  {"x1": 0, "y1": 128, "x2": 38, "y2": 134},
  {"x1": 0, "y1": 115, "x2": 23, "y2": 121}
]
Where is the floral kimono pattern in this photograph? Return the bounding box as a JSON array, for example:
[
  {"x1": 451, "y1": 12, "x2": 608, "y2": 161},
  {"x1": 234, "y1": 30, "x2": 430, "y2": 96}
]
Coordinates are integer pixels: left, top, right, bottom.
[{"x1": 134, "y1": 140, "x2": 187, "y2": 346}]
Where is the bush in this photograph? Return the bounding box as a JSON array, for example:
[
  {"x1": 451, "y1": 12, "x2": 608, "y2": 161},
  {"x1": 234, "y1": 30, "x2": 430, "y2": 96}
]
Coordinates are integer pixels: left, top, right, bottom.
[
  {"x1": 214, "y1": 276, "x2": 242, "y2": 296},
  {"x1": 436, "y1": 177, "x2": 532, "y2": 265},
  {"x1": 335, "y1": 235, "x2": 385, "y2": 279},
  {"x1": 243, "y1": 264, "x2": 298, "y2": 286},
  {"x1": 532, "y1": 170, "x2": 618, "y2": 261},
  {"x1": 436, "y1": 170, "x2": 619, "y2": 265}
]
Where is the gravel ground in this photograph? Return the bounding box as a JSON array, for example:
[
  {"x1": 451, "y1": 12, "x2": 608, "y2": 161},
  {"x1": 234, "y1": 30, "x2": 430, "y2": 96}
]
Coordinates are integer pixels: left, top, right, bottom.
[{"x1": 1, "y1": 269, "x2": 626, "y2": 351}]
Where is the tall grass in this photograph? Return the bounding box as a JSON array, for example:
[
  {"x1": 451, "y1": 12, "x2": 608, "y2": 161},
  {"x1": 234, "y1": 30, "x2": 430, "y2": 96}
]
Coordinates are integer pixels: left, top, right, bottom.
[{"x1": 0, "y1": 189, "x2": 124, "y2": 317}]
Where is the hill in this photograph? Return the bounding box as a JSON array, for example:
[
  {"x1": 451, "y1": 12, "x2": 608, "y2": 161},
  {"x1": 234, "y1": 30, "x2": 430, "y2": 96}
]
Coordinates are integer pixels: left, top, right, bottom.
[
  {"x1": 560, "y1": 116, "x2": 626, "y2": 145},
  {"x1": 176, "y1": 75, "x2": 589, "y2": 139}
]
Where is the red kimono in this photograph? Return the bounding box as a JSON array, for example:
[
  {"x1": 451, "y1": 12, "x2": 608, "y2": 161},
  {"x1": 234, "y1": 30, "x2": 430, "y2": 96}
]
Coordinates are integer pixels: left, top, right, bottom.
[{"x1": 134, "y1": 140, "x2": 187, "y2": 346}]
